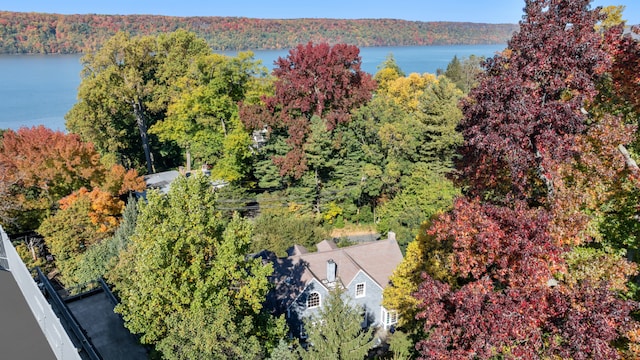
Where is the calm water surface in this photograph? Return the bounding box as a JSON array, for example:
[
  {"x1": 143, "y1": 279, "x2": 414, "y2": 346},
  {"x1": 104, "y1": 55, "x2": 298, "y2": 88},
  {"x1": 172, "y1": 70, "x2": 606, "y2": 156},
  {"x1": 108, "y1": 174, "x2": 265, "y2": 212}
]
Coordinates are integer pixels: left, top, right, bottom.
[{"x1": 0, "y1": 44, "x2": 506, "y2": 131}]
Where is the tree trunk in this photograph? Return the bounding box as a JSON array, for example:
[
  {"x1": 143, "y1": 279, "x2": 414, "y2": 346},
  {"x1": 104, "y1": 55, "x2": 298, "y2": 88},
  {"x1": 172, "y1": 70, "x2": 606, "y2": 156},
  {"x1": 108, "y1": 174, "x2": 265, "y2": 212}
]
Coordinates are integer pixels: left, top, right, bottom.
[
  {"x1": 618, "y1": 144, "x2": 639, "y2": 172},
  {"x1": 314, "y1": 167, "x2": 321, "y2": 214},
  {"x1": 220, "y1": 118, "x2": 227, "y2": 137},
  {"x1": 530, "y1": 135, "x2": 554, "y2": 199},
  {"x1": 133, "y1": 99, "x2": 153, "y2": 174},
  {"x1": 186, "y1": 146, "x2": 191, "y2": 173}
]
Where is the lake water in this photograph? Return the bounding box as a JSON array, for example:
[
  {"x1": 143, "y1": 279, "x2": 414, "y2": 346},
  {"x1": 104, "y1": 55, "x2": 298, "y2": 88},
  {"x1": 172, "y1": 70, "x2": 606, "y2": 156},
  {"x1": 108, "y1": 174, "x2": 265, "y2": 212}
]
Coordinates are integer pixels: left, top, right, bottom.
[{"x1": 0, "y1": 44, "x2": 506, "y2": 131}]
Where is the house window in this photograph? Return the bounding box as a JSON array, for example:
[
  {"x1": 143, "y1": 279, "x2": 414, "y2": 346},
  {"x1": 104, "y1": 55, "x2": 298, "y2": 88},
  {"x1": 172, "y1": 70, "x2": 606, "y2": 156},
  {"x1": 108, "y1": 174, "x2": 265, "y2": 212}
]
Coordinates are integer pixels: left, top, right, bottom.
[
  {"x1": 307, "y1": 292, "x2": 320, "y2": 308},
  {"x1": 382, "y1": 307, "x2": 399, "y2": 329},
  {"x1": 387, "y1": 311, "x2": 398, "y2": 325},
  {"x1": 355, "y1": 282, "x2": 366, "y2": 298}
]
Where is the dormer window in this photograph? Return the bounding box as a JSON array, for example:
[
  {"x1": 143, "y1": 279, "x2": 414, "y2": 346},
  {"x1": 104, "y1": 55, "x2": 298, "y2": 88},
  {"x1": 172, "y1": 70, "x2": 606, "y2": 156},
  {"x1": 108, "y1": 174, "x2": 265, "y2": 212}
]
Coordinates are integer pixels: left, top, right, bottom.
[
  {"x1": 355, "y1": 282, "x2": 365, "y2": 298},
  {"x1": 307, "y1": 291, "x2": 320, "y2": 308}
]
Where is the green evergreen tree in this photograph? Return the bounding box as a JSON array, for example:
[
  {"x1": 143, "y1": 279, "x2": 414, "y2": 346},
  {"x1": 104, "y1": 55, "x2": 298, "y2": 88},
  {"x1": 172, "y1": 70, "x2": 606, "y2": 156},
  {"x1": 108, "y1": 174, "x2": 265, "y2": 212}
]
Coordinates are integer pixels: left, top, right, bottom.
[
  {"x1": 443, "y1": 55, "x2": 462, "y2": 84},
  {"x1": 299, "y1": 288, "x2": 373, "y2": 360},
  {"x1": 443, "y1": 54, "x2": 484, "y2": 93},
  {"x1": 75, "y1": 196, "x2": 138, "y2": 284},
  {"x1": 268, "y1": 339, "x2": 298, "y2": 360}
]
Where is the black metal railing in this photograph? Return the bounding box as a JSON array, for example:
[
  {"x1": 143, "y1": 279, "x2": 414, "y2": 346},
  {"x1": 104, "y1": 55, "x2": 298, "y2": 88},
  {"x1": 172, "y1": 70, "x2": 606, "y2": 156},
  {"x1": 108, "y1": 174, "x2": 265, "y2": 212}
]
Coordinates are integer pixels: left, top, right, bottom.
[{"x1": 35, "y1": 267, "x2": 102, "y2": 360}]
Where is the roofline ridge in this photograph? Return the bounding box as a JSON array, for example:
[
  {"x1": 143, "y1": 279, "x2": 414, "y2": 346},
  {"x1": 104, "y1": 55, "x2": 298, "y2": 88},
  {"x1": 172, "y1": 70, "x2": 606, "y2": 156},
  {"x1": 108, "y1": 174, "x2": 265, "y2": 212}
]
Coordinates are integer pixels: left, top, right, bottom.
[{"x1": 342, "y1": 251, "x2": 385, "y2": 288}]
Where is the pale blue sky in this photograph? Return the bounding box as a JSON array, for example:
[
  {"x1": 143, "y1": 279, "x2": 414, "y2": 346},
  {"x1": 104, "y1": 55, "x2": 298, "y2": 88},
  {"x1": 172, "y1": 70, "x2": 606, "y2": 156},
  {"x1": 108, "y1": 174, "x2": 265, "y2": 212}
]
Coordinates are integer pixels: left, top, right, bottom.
[{"x1": 0, "y1": 1, "x2": 638, "y2": 25}]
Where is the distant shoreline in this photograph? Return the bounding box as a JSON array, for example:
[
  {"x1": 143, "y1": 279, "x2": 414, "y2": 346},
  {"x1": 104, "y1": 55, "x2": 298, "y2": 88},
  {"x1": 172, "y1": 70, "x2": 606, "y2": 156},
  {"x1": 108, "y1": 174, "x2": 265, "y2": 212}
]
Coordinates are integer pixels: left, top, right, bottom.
[{"x1": 0, "y1": 11, "x2": 518, "y2": 55}]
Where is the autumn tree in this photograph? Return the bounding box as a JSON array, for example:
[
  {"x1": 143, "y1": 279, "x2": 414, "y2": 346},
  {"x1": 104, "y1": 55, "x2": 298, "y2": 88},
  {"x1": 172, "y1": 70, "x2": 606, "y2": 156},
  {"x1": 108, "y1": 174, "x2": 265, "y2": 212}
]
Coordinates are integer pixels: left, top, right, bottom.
[
  {"x1": 0, "y1": 126, "x2": 103, "y2": 232},
  {"x1": 608, "y1": 25, "x2": 640, "y2": 125},
  {"x1": 0, "y1": 125, "x2": 145, "y2": 235},
  {"x1": 241, "y1": 42, "x2": 376, "y2": 178},
  {"x1": 66, "y1": 30, "x2": 211, "y2": 173},
  {"x1": 37, "y1": 186, "x2": 132, "y2": 286},
  {"x1": 414, "y1": 198, "x2": 636, "y2": 359},
  {"x1": 457, "y1": 0, "x2": 611, "y2": 204},
  {"x1": 0, "y1": 161, "x2": 22, "y2": 232},
  {"x1": 37, "y1": 190, "x2": 114, "y2": 286},
  {"x1": 374, "y1": 53, "x2": 405, "y2": 92},
  {"x1": 409, "y1": 1, "x2": 640, "y2": 358},
  {"x1": 597, "y1": 5, "x2": 627, "y2": 31},
  {"x1": 0, "y1": 126, "x2": 103, "y2": 202},
  {"x1": 109, "y1": 174, "x2": 285, "y2": 359},
  {"x1": 383, "y1": 221, "x2": 455, "y2": 332},
  {"x1": 74, "y1": 196, "x2": 138, "y2": 284}
]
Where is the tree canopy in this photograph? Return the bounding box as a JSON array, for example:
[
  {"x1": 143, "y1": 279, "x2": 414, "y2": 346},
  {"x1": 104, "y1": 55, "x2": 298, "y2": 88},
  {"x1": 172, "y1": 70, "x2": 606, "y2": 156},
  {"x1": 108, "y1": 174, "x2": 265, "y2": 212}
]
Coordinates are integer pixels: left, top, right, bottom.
[
  {"x1": 149, "y1": 51, "x2": 266, "y2": 182},
  {"x1": 457, "y1": 0, "x2": 610, "y2": 204},
  {"x1": 394, "y1": 1, "x2": 640, "y2": 358},
  {"x1": 0, "y1": 126, "x2": 144, "y2": 234},
  {"x1": 66, "y1": 30, "x2": 212, "y2": 173},
  {"x1": 109, "y1": 174, "x2": 285, "y2": 359},
  {"x1": 241, "y1": 42, "x2": 377, "y2": 178}
]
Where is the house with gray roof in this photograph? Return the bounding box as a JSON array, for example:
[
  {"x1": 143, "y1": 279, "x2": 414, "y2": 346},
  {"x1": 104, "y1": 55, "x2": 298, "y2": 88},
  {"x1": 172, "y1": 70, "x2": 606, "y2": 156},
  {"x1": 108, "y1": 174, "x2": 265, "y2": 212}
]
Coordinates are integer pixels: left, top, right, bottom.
[{"x1": 261, "y1": 232, "x2": 403, "y2": 339}]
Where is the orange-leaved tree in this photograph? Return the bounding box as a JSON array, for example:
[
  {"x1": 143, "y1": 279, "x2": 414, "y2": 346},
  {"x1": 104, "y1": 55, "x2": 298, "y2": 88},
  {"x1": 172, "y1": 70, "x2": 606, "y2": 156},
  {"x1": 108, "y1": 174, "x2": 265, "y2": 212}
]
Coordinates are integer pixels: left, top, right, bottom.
[
  {"x1": 0, "y1": 125, "x2": 145, "y2": 234},
  {"x1": 0, "y1": 126, "x2": 103, "y2": 232}
]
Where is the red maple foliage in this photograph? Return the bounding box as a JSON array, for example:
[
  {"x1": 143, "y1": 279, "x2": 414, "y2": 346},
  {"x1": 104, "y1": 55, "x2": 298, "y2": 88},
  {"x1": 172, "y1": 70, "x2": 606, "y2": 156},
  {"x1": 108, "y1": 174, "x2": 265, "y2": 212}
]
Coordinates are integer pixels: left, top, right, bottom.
[
  {"x1": 457, "y1": 0, "x2": 610, "y2": 203},
  {"x1": 241, "y1": 42, "x2": 376, "y2": 177},
  {"x1": 416, "y1": 275, "x2": 635, "y2": 359},
  {"x1": 413, "y1": 2, "x2": 640, "y2": 359},
  {"x1": 415, "y1": 198, "x2": 636, "y2": 359},
  {"x1": 608, "y1": 25, "x2": 640, "y2": 115},
  {"x1": 428, "y1": 197, "x2": 562, "y2": 288}
]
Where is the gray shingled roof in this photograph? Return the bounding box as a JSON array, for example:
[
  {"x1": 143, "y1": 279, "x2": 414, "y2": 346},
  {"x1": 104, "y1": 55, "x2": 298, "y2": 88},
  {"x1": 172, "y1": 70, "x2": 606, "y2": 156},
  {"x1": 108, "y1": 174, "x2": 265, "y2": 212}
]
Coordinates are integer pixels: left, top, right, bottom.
[
  {"x1": 267, "y1": 233, "x2": 403, "y2": 313},
  {"x1": 292, "y1": 235, "x2": 402, "y2": 288}
]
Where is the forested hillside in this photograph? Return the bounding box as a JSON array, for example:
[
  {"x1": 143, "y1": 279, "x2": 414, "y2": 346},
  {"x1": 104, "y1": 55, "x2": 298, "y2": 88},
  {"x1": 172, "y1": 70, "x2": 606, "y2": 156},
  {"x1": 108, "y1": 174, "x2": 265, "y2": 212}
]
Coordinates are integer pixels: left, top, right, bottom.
[{"x1": 0, "y1": 11, "x2": 518, "y2": 54}]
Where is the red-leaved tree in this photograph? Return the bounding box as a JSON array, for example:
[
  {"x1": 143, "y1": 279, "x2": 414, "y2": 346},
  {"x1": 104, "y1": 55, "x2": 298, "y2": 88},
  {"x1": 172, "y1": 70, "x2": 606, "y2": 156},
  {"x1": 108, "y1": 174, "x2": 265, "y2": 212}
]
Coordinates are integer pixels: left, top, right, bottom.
[
  {"x1": 415, "y1": 198, "x2": 636, "y2": 359},
  {"x1": 411, "y1": 1, "x2": 639, "y2": 359},
  {"x1": 609, "y1": 25, "x2": 640, "y2": 116},
  {"x1": 241, "y1": 42, "x2": 376, "y2": 177},
  {"x1": 458, "y1": 0, "x2": 610, "y2": 203}
]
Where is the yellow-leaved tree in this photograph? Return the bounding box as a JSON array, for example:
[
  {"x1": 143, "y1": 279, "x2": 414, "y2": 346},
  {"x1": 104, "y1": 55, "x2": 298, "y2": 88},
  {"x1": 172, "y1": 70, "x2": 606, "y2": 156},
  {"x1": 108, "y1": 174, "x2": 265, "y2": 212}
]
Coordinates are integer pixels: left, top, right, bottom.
[{"x1": 383, "y1": 220, "x2": 455, "y2": 333}]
